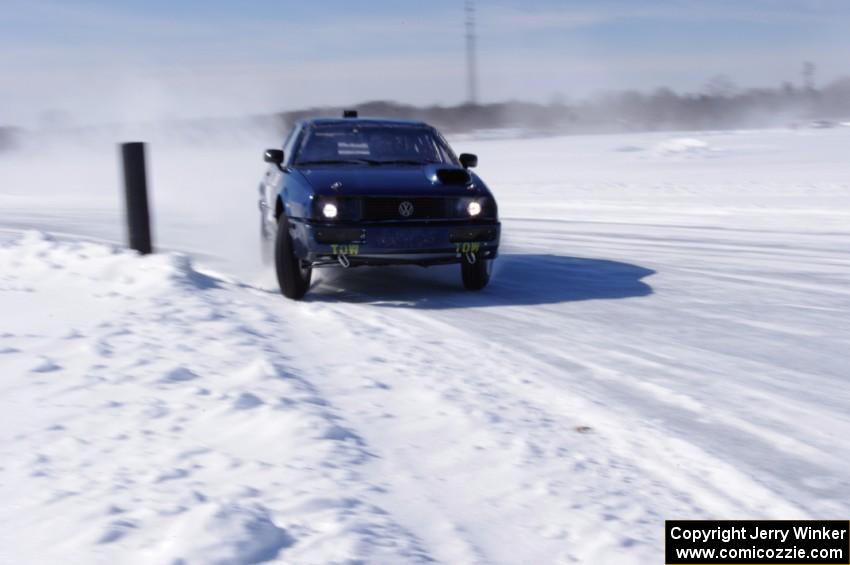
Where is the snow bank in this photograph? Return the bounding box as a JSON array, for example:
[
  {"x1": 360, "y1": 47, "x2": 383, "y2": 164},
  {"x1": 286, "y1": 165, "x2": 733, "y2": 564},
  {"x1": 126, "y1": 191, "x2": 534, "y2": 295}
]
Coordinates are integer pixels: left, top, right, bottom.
[
  {"x1": 0, "y1": 231, "x2": 214, "y2": 293},
  {"x1": 152, "y1": 502, "x2": 295, "y2": 564},
  {"x1": 0, "y1": 233, "x2": 430, "y2": 564}
]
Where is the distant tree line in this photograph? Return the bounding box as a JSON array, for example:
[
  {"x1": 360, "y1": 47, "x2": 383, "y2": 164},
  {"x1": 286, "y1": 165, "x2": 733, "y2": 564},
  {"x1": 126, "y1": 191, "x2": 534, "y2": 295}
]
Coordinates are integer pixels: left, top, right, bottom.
[
  {"x1": 276, "y1": 76, "x2": 850, "y2": 135},
  {"x1": 0, "y1": 126, "x2": 20, "y2": 151},
  {"x1": 3, "y1": 76, "x2": 849, "y2": 149}
]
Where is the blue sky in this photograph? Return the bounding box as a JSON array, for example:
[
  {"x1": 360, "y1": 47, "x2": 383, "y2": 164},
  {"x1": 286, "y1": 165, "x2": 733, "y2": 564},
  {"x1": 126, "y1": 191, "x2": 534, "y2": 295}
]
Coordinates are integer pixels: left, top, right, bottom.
[{"x1": 1, "y1": 0, "x2": 848, "y2": 125}]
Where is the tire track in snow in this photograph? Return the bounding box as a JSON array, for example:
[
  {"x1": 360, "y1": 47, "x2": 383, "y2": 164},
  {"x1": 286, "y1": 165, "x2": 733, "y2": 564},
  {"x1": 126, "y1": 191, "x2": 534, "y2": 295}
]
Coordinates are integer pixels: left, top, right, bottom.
[
  {"x1": 284, "y1": 207, "x2": 850, "y2": 561},
  {"x1": 282, "y1": 292, "x2": 801, "y2": 564}
]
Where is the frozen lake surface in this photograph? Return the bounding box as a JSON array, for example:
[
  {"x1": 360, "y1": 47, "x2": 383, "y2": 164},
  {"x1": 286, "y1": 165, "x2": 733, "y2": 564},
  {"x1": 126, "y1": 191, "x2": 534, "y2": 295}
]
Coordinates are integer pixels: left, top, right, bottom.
[{"x1": 1, "y1": 127, "x2": 849, "y2": 564}]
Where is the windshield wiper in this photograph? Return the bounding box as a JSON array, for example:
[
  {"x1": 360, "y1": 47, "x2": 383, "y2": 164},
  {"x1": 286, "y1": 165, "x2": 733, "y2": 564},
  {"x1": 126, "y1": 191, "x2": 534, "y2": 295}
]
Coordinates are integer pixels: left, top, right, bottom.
[
  {"x1": 371, "y1": 159, "x2": 437, "y2": 166},
  {"x1": 296, "y1": 158, "x2": 440, "y2": 167},
  {"x1": 295, "y1": 159, "x2": 378, "y2": 166}
]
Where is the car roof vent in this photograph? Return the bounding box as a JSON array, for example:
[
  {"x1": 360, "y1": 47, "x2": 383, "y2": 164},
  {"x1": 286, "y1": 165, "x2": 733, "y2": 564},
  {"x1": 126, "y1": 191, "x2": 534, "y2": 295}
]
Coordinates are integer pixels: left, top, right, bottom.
[{"x1": 343, "y1": 109, "x2": 358, "y2": 118}]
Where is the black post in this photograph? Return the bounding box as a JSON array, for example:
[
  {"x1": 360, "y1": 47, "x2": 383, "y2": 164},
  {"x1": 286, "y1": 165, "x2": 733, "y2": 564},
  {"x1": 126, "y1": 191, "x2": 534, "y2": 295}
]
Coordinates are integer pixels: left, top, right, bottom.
[{"x1": 120, "y1": 142, "x2": 153, "y2": 254}]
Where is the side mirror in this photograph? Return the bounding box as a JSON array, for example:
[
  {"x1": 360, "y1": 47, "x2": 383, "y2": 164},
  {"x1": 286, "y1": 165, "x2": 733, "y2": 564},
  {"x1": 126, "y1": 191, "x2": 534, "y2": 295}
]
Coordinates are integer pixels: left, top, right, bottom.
[
  {"x1": 264, "y1": 149, "x2": 284, "y2": 170},
  {"x1": 459, "y1": 153, "x2": 478, "y2": 169}
]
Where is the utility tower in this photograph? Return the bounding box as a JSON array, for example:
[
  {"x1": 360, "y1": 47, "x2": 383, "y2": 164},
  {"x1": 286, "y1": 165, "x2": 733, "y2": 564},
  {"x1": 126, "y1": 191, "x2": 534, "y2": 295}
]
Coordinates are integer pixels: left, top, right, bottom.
[
  {"x1": 465, "y1": 0, "x2": 478, "y2": 104},
  {"x1": 803, "y1": 61, "x2": 816, "y2": 92}
]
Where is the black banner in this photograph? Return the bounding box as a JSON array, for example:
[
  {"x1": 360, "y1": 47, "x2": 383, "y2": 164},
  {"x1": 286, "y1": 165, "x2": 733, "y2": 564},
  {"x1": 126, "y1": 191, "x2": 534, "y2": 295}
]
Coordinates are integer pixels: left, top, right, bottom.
[{"x1": 666, "y1": 520, "x2": 849, "y2": 564}]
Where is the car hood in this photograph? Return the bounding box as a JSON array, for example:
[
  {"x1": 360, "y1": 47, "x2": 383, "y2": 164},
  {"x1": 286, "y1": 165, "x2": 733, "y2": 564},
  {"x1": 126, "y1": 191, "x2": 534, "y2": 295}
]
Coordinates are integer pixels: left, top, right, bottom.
[{"x1": 295, "y1": 164, "x2": 483, "y2": 197}]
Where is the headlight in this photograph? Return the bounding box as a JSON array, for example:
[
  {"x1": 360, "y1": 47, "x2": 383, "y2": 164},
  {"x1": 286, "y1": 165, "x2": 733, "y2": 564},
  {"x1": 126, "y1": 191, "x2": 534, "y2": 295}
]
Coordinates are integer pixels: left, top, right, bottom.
[
  {"x1": 467, "y1": 201, "x2": 482, "y2": 217},
  {"x1": 322, "y1": 203, "x2": 338, "y2": 219}
]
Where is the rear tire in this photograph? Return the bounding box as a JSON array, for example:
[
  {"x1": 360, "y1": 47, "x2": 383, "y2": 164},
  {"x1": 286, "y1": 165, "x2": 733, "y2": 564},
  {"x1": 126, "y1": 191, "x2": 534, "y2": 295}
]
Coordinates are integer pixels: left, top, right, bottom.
[
  {"x1": 461, "y1": 256, "x2": 492, "y2": 290},
  {"x1": 275, "y1": 216, "x2": 312, "y2": 299}
]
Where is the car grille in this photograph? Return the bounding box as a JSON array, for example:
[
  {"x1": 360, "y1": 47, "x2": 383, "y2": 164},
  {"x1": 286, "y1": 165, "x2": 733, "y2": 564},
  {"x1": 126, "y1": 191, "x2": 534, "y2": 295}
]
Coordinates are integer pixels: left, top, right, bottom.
[{"x1": 360, "y1": 197, "x2": 451, "y2": 221}]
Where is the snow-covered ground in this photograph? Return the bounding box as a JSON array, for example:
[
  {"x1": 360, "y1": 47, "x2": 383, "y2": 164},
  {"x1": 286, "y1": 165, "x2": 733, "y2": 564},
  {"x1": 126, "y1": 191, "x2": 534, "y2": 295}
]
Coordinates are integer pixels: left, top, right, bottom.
[{"x1": 1, "y1": 127, "x2": 849, "y2": 564}]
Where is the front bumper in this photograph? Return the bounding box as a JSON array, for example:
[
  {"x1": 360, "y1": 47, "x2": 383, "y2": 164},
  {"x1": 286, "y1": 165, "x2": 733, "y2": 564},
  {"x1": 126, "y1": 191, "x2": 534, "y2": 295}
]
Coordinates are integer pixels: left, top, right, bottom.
[{"x1": 290, "y1": 219, "x2": 500, "y2": 267}]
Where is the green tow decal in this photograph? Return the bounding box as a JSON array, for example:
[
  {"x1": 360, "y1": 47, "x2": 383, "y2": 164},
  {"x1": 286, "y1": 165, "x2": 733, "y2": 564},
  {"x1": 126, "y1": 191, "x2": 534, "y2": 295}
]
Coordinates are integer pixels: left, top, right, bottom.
[
  {"x1": 455, "y1": 242, "x2": 481, "y2": 253},
  {"x1": 331, "y1": 244, "x2": 359, "y2": 255}
]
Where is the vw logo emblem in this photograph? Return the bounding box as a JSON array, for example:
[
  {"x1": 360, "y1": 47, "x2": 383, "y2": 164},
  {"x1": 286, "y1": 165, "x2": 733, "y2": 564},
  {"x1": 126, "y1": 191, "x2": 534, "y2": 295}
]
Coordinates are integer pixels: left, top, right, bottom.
[{"x1": 398, "y1": 201, "x2": 414, "y2": 217}]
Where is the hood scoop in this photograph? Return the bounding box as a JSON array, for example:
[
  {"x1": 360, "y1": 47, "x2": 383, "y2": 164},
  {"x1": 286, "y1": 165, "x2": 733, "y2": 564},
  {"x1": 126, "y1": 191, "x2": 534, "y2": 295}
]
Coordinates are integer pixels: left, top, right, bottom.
[{"x1": 435, "y1": 168, "x2": 471, "y2": 185}]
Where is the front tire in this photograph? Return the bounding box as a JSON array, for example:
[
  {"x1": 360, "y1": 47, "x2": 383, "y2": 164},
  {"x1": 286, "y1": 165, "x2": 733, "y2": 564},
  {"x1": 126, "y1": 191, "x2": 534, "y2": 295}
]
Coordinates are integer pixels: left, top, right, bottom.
[
  {"x1": 461, "y1": 256, "x2": 492, "y2": 290},
  {"x1": 275, "y1": 216, "x2": 312, "y2": 299}
]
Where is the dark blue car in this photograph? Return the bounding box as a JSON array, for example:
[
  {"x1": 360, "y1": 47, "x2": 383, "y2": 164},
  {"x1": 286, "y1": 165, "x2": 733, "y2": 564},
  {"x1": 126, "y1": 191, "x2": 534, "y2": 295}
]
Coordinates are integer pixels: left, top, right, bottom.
[{"x1": 258, "y1": 112, "x2": 500, "y2": 299}]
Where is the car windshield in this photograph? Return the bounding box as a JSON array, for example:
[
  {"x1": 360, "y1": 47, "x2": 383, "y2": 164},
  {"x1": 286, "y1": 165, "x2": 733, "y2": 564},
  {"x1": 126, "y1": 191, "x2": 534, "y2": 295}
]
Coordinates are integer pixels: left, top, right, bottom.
[{"x1": 294, "y1": 124, "x2": 457, "y2": 166}]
